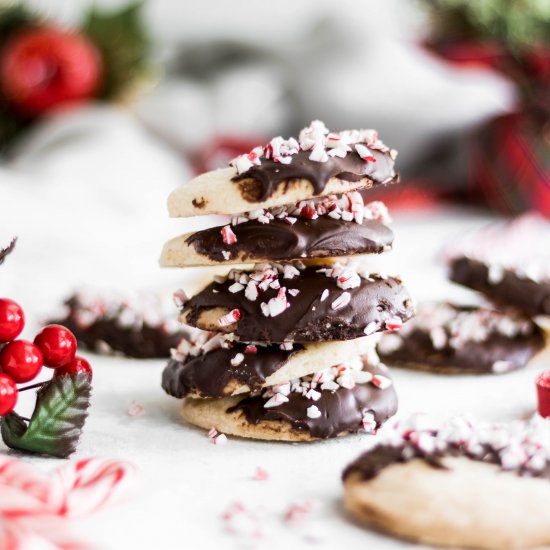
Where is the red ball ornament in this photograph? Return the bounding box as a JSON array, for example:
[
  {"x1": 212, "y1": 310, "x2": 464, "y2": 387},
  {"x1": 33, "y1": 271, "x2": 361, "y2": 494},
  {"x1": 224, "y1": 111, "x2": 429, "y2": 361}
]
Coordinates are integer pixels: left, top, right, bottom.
[
  {"x1": 0, "y1": 298, "x2": 25, "y2": 343},
  {"x1": 0, "y1": 340, "x2": 43, "y2": 383},
  {"x1": 56, "y1": 355, "x2": 93, "y2": 380},
  {"x1": 34, "y1": 324, "x2": 77, "y2": 368},
  {"x1": 0, "y1": 373, "x2": 17, "y2": 416},
  {"x1": 0, "y1": 27, "x2": 102, "y2": 117}
]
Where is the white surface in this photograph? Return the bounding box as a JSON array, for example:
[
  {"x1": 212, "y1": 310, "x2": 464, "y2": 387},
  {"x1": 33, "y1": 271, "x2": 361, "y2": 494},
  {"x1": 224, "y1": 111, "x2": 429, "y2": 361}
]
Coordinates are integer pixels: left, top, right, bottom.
[{"x1": 3, "y1": 207, "x2": 548, "y2": 550}]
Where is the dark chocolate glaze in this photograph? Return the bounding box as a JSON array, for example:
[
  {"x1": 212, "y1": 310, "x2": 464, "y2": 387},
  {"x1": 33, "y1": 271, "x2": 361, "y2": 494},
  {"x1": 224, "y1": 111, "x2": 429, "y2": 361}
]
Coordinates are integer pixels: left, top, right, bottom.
[
  {"x1": 183, "y1": 267, "x2": 414, "y2": 343},
  {"x1": 162, "y1": 343, "x2": 302, "y2": 398},
  {"x1": 379, "y1": 307, "x2": 545, "y2": 374},
  {"x1": 50, "y1": 306, "x2": 184, "y2": 359},
  {"x1": 185, "y1": 218, "x2": 393, "y2": 263},
  {"x1": 232, "y1": 149, "x2": 397, "y2": 202},
  {"x1": 450, "y1": 257, "x2": 550, "y2": 316},
  {"x1": 343, "y1": 439, "x2": 550, "y2": 482},
  {"x1": 228, "y1": 363, "x2": 398, "y2": 439}
]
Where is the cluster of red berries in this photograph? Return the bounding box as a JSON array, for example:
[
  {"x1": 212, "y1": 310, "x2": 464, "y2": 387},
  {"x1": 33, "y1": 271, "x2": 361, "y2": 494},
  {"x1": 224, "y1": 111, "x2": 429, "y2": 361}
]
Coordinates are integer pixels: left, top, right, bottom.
[{"x1": 0, "y1": 298, "x2": 92, "y2": 416}]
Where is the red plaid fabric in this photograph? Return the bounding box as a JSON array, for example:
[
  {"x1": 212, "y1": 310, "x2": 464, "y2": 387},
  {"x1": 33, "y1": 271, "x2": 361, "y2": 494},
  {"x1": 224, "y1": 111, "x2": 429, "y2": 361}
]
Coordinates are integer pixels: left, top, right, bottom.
[{"x1": 471, "y1": 112, "x2": 550, "y2": 217}]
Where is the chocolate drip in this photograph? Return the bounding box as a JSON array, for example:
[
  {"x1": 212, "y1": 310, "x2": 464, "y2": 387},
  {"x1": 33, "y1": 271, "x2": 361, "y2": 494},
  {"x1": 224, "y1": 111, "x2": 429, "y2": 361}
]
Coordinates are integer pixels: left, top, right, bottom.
[
  {"x1": 232, "y1": 150, "x2": 396, "y2": 202},
  {"x1": 183, "y1": 267, "x2": 414, "y2": 343},
  {"x1": 343, "y1": 440, "x2": 550, "y2": 482},
  {"x1": 228, "y1": 363, "x2": 397, "y2": 439},
  {"x1": 450, "y1": 257, "x2": 550, "y2": 316},
  {"x1": 186, "y1": 218, "x2": 393, "y2": 263},
  {"x1": 162, "y1": 343, "x2": 302, "y2": 398}
]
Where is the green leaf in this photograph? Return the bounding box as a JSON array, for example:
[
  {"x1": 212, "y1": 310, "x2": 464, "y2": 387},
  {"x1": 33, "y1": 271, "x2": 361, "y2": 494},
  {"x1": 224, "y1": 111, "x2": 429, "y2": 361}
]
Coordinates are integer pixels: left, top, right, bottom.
[
  {"x1": 1, "y1": 374, "x2": 92, "y2": 458},
  {"x1": 81, "y1": 0, "x2": 151, "y2": 99}
]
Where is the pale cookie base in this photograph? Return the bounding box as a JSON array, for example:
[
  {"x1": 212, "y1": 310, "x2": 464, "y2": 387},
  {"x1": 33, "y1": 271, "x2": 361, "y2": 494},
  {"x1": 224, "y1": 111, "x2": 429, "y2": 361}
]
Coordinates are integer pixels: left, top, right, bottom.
[
  {"x1": 186, "y1": 335, "x2": 379, "y2": 398},
  {"x1": 344, "y1": 457, "x2": 550, "y2": 549},
  {"x1": 160, "y1": 232, "x2": 375, "y2": 267},
  {"x1": 181, "y1": 395, "x2": 347, "y2": 442},
  {"x1": 167, "y1": 167, "x2": 380, "y2": 217}
]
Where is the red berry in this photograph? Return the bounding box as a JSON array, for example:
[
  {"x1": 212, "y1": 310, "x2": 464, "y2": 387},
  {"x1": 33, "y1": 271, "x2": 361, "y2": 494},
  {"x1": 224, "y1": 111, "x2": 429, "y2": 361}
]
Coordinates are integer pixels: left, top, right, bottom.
[
  {"x1": 34, "y1": 324, "x2": 77, "y2": 368},
  {"x1": 0, "y1": 27, "x2": 102, "y2": 117},
  {"x1": 0, "y1": 373, "x2": 17, "y2": 416},
  {"x1": 56, "y1": 356, "x2": 92, "y2": 380},
  {"x1": 0, "y1": 340, "x2": 43, "y2": 383},
  {"x1": 0, "y1": 298, "x2": 25, "y2": 343}
]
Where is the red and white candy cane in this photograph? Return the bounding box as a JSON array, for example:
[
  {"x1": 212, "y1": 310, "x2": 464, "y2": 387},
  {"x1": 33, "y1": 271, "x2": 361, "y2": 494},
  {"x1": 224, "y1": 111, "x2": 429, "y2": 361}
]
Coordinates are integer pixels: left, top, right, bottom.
[
  {"x1": 55, "y1": 458, "x2": 138, "y2": 518},
  {"x1": 0, "y1": 456, "x2": 138, "y2": 519}
]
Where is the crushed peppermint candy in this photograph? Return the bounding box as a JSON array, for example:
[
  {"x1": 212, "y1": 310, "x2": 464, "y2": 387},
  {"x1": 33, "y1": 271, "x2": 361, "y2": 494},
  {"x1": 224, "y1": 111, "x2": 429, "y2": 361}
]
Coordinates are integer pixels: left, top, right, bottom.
[
  {"x1": 221, "y1": 225, "x2": 237, "y2": 245},
  {"x1": 227, "y1": 192, "x2": 391, "y2": 230},
  {"x1": 218, "y1": 309, "x2": 242, "y2": 327},
  {"x1": 253, "y1": 467, "x2": 269, "y2": 481},
  {"x1": 261, "y1": 359, "x2": 392, "y2": 411},
  {"x1": 231, "y1": 353, "x2": 245, "y2": 367},
  {"x1": 307, "y1": 405, "x2": 322, "y2": 419},
  {"x1": 361, "y1": 414, "x2": 550, "y2": 479},
  {"x1": 331, "y1": 292, "x2": 351, "y2": 311},
  {"x1": 378, "y1": 302, "x2": 537, "y2": 355},
  {"x1": 207, "y1": 428, "x2": 228, "y2": 445},
  {"x1": 230, "y1": 120, "x2": 395, "y2": 174}
]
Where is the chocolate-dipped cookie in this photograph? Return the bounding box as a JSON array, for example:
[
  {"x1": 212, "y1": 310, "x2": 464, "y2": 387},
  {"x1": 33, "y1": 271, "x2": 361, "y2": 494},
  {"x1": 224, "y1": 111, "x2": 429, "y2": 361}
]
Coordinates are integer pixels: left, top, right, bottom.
[
  {"x1": 167, "y1": 121, "x2": 397, "y2": 217},
  {"x1": 181, "y1": 357, "x2": 397, "y2": 441},
  {"x1": 49, "y1": 290, "x2": 186, "y2": 359},
  {"x1": 161, "y1": 195, "x2": 392, "y2": 267},
  {"x1": 180, "y1": 262, "x2": 413, "y2": 343},
  {"x1": 162, "y1": 333, "x2": 378, "y2": 399},
  {"x1": 447, "y1": 214, "x2": 550, "y2": 316},
  {"x1": 377, "y1": 302, "x2": 545, "y2": 374},
  {"x1": 343, "y1": 415, "x2": 550, "y2": 549}
]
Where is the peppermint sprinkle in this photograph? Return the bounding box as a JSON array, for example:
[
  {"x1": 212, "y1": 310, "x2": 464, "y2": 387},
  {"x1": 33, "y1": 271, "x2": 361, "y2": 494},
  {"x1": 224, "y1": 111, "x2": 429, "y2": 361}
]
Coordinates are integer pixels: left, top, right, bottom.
[
  {"x1": 331, "y1": 291, "x2": 351, "y2": 311},
  {"x1": 307, "y1": 405, "x2": 322, "y2": 419},
  {"x1": 231, "y1": 353, "x2": 245, "y2": 367},
  {"x1": 221, "y1": 225, "x2": 237, "y2": 245},
  {"x1": 218, "y1": 309, "x2": 241, "y2": 327}
]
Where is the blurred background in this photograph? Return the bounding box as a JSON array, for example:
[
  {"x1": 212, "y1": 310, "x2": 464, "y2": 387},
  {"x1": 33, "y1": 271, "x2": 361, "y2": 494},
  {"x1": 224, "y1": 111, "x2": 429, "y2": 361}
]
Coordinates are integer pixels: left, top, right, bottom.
[{"x1": 0, "y1": 0, "x2": 549, "y2": 315}]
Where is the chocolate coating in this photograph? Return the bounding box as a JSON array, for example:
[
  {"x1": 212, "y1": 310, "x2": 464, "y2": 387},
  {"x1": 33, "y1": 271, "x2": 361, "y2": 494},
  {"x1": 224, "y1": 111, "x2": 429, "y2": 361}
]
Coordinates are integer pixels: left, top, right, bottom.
[
  {"x1": 185, "y1": 218, "x2": 393, "y2": 263},
  {"x1": 228, "y1": 363, "x2": 398, "y2": 439},
  {"x1": 450, "y1": 257, "x2": 550, "y2": 316},
  {"x1": 162, "y1": 343, "x2": 302, "y2": 398},
  {"x1": 343, "y1": 439, "x2": 550, "y2": 482},
  {"x1": 233, "y1": 149, "x2": 397, "y2": 202},
  {"x1": 50, "y1": 297, "x2": 184, "y2": 359},
  {"x1": 183, "y1": 267, "x2": 414, "y2": 343},
  {"x1": 378, "y1": 305, "x2": 545, "y2": 374}
]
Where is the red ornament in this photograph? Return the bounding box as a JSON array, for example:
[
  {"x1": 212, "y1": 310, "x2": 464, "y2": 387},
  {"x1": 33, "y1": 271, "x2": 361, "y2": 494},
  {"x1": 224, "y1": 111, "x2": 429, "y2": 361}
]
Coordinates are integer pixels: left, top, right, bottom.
[
  {"x1": 56, "y1": 356, "x2": 93, "y2": 380},
  {"x1": 0, "y1": 298, "x2": 25, "y2": 343},
  {"x1": 0, "y1": 373, "x2": 18, "y2": 416},
  {"x1": 536, "y1": 371, "x2": 550, "y2": 418},
  {"x1": 0, "y1": 340, "x2": 44, "y2": 383},
  {"x1": 34, "y1": 324, "x2": 77, "y2": 368},
  {"x1": 0, "y1": 27, "x2": 102, "y2": 117}
]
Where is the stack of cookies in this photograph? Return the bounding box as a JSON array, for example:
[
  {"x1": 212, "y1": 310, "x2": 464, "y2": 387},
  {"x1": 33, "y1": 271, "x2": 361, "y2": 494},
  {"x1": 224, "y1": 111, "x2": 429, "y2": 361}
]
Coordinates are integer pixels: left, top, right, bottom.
[{"x1": 160, "y1": 121, "x2": 414, "y2": 442}]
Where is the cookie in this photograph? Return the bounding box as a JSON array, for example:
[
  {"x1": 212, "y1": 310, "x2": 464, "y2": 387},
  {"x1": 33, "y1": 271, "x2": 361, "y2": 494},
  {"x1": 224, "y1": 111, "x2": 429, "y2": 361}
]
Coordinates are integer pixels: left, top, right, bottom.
[
  {"x1": 167, "y1": 121, "x2": 397, "y2": 217},
  {"x1": 161, "y1": 196, "x2": 393, "y2": 267},
  {"x1": 162, "y1": 333, "x2": 379, "y2": 399},
  {"x1": 447, "y1": 214, "x2": 550, "y2": 316},
  {"x1": 342, "y1": 415, "x2": 550, "y2": 549},
  {"x1": 181, "y1": 358, "x2": 397, "y2": 441},
  {"x1": 49, "y1": 289, "x2": 186, "y2": 359},
  {"x1": 377, "y1": 302, "x2": 546, "y2": 374},
  {"x1": 179, "y1": 262, "x2": 414, "y2": 343}
]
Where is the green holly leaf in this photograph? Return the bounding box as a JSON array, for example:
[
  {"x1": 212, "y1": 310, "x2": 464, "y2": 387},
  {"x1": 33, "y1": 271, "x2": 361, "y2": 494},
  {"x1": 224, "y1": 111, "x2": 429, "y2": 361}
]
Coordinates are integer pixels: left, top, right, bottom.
[
  {"x1": 1, "y1": 374, "x2": 92, "y2": 458},
  {"x1": 0, "y1": 237, "x2": 16, "y2": 266},
  {"x1": 81, "y1": 0, "x2": 150, "y2": 100}
]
